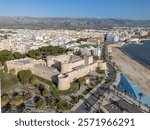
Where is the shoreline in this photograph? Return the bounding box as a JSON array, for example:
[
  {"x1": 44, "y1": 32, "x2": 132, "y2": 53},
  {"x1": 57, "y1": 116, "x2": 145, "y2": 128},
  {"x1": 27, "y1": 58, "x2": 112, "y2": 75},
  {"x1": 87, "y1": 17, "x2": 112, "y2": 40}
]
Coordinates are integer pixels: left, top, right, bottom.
[
  {"x1": 120, "y1": 48, "x2": 150, "y2": 69},
  {"x1": 110, "y1": 46, "x2": 150, "y2": 96},
  {"x1": 119, "y1": 40, "x2": 150, "y2": 69}
]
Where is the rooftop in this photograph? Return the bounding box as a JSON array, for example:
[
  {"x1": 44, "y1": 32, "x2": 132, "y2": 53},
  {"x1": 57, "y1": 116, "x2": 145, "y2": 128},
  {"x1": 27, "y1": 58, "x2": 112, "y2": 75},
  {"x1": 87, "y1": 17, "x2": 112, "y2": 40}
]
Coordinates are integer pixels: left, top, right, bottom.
[{"x1": 6, "y1": 58, "x2": 35, "y2": 65}]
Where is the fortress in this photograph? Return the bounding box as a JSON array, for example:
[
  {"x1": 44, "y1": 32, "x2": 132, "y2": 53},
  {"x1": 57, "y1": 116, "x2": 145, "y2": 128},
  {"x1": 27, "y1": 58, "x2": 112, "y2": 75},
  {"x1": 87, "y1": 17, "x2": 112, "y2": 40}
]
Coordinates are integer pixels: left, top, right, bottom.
[{"x1": 6, "y1": 52, "x2": 107, "y2": 90}]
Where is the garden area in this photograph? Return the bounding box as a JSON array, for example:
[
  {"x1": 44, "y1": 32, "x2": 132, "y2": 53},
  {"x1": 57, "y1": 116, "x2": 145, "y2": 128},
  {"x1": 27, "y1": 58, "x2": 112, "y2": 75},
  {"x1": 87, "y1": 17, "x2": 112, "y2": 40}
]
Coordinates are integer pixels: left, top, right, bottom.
[{"x1": 0, "y1": 69, "x2": 19, "y2": 90}]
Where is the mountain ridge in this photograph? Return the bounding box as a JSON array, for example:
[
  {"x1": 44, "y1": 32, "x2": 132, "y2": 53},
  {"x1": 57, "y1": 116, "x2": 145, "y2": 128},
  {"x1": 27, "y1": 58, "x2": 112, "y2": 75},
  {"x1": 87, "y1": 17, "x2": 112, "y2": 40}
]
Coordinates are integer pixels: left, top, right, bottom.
[{"x1": 0, "y1": 16, "x2": 150, "y2": 29}]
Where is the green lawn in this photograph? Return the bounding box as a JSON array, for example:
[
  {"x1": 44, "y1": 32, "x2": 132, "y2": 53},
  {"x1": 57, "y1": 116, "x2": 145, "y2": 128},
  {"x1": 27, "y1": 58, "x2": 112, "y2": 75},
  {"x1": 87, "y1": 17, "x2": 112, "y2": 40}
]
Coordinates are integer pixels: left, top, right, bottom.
[
  {"x1": 0, "y1": 70, "x2": 19, "y2": 89},
  {"x1": 33, "y1": 75, "x2": 57, "y2": 90},
  {"x1": 58, "y1": 81, "x2": 78, "y2": 95},
  {"x1": 33, "y1": 75, "x2": 78, "y2": 96}
]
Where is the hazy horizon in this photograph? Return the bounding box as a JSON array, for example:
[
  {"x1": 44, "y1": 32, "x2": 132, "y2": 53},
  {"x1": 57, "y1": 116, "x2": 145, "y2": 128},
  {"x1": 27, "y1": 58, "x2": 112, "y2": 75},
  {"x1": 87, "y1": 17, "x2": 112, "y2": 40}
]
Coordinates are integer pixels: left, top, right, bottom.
[
  {"x1": 0, "y1": 16, "x2": 150, "y2": 21},
  {"x1": 0, "y1": 0, "x2": 150, "y2": 20}
]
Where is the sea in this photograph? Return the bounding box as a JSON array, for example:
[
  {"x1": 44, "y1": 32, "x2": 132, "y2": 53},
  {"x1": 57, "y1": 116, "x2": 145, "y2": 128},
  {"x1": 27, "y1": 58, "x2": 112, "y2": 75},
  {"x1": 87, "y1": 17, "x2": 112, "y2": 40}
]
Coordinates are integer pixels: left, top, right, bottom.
[
  {"x1": 118, "y1": 40, "x2": 150, "y2": 107},
  {"x1": 120, "y1": 40, "x2": 150, "y2": 69}
]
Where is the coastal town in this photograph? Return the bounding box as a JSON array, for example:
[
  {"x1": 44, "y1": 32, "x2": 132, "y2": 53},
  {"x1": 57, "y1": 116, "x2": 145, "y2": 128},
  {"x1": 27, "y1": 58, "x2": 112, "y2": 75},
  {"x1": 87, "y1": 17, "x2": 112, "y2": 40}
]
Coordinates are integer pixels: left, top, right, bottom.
[{"x1": 1, "y1": 27, "x2": 150, "y2": 113}]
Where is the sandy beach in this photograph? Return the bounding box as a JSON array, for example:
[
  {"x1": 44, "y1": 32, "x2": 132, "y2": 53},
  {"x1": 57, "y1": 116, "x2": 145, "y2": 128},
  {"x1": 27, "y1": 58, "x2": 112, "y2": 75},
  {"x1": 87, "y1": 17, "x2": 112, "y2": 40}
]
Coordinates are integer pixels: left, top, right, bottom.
[{"x1": 110, "y1": 45, "x2": 150, "y2": 96}]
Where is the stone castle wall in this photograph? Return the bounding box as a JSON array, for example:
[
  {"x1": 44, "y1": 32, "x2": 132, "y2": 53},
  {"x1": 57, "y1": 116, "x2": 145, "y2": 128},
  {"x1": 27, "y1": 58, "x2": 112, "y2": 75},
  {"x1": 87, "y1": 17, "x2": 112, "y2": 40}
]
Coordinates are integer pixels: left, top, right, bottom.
[
  {"x1": 5, "y1": 56, "x2": 107, "y2": 91},
  {"x1": 61, "y1": 60, "x2": 85, "y2": 73},
  {"x1": 46, "y1": 54, "x2": 70, "y2": 67},
  {"x1": 58, "y1": 59, "x2": 107, "y2": 90},
  {"x1": 57, "y1": 74, "x2": 70, "y2": 90},
  {"x1": 6, "y1": 58, "x2": 45, "y2": 75},
  {"x1": 67, "y1": 62, "x2": 98, "y2": 82},
  {"x1": 58, "y1": 61, "x2": 99, "y2": 90}
]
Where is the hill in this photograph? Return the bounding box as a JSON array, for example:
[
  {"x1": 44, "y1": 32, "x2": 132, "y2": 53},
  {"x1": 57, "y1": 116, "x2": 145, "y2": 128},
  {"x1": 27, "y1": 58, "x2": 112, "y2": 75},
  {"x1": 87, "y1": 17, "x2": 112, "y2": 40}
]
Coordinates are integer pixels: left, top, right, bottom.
[{"x1": 0, "y1": 17, "x2": 150, "y2": 29}]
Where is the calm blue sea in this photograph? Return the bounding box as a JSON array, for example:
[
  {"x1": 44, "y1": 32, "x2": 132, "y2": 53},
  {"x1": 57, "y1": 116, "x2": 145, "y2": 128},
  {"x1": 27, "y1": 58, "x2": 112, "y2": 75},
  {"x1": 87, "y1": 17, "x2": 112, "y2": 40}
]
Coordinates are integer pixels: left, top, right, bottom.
[{"x1": 120, "y1": 40, "x2": 150, "y2": 68}]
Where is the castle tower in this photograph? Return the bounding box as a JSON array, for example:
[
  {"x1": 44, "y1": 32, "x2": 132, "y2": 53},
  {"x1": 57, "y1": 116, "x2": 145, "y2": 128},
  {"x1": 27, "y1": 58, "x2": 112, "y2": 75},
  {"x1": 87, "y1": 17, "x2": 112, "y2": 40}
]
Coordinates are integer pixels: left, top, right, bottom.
[
  {"x1": 46, "y1": 57, "x2": 54, "y2": 67},
  {"x1": 58, "y1": 74, "x2": 70, "y2": 90},
  {"x1": 61, "y1": 62, "x2": 71, "y2": 74}
]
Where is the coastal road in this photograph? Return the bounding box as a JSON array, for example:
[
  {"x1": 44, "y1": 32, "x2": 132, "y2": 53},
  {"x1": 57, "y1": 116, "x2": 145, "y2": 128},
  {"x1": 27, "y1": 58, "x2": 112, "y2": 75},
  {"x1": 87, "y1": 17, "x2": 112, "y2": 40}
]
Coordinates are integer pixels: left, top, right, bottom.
[
  {"x1": 72, "y1": 44, "x2": 117, "y2": 113},
  {"x1": 73, "y1": 83, "x2": 109, "y2": 113}
]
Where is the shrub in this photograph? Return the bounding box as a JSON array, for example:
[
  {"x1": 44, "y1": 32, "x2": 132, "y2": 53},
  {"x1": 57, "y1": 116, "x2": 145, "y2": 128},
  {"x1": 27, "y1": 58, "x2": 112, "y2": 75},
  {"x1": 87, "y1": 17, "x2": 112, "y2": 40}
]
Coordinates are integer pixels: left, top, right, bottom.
[
  {"x1": 12, "y1": 96, "x2": 24, "y2": 107},
  {"x1": 18, "y1": 70, "x2": 32, "y2": 84},
  {"x1": 36, "y1": 99, "x2": 46, "y2": 109},
  {"x1": 1, "y1": 96, "x2": 9, "y2": 107}
]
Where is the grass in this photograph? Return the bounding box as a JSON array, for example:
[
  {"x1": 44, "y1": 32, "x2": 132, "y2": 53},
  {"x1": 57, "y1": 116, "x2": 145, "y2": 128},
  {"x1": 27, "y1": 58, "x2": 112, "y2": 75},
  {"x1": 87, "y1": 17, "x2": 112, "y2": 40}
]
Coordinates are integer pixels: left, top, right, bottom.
[
  {"x1": 70, "y1": 95, "x2": 84, "y2": 104},
  {"x1": 33, "y1": 74, "x2": 78, "y2": 96},
  {"x1": 79, "y1": 44, "x2": 98, "y2": 48},
  {"x1": 33, "y1": 74, "x2": 57, "y2": 91},
  {"x1": 0, "y1": 69, "x2": 19, "y2": 89},
  {"x1": 58, "y1": 81, "x2": 78, "y2": 95}
]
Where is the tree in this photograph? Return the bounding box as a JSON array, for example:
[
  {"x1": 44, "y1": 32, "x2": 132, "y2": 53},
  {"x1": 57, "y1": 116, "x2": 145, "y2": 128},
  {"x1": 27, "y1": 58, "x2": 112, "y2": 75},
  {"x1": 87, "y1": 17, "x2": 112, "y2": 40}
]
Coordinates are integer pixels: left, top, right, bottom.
[
  {"x1": 0, "y1": 61, "x2": 2, "y2": 68},
  {"x1": 18, "y1": 70, "x2": 32, "y2": 84},
  {"x1": 27, "y1": 45, "x2": 66, "y2": 59},
  {"x1": 38, "y1": 84, "x2": 45, "y2": 95},
  {"x1": 13, "y1": 52, "x2": 22, "y2": 59},
  {"x1": 17, "y1": 103, "x2": 25, "y2": 113},
  {"x1": 116, "y1": 87, "x2": 120, "y2": 96},
  {"x1": 120, "y1": 82, "x2": 124, "y2": 94},
  {"x1": 36, "y1": 99, "x2": 45, "y2": 109},
  {"x1": 138, "y1": 93, "x2": 144, "y2": 108},
  {"x1": 0, "y1": 50, "x2": 15, "y2": 65},
  {"x1": 50, "y1": 98, "x2": 56, "y2": 109},
  {"x1": 98, "y1": 102, "x2": 102, "y2": 113},
  {"x1": 30, "y1": 76, "x2": 36, "y2": 85},
  {"x1": 106, "y1": 89, "x2": 110, "y2": 101},
  {"x1": 57, "y1": 100, "x2": 66, "y2": 110},
  {"x1": 124, "y1": 90, "x2": 128, "y2": 98},
  {"x1": 1, "y1": 96, "x2": 9, "y2": 107},
  {"x1": 78, "y1": 77, "x2": 85, "y2": 85},
  {"x1": 27, "y1": 50, "x2": 37, "y2": 59},
  {"x1": 42, "y1": 89, "x2": 50, "y2": 98},
  {"x1": 12, "y1": 96, "x2": 24, "y2": 107},
  {"x1": 1, "y1": 71, "x2": 18, "y2": 89},
  {"x1": 113, "y1": 85, "x2": 117, "y2": 94}
]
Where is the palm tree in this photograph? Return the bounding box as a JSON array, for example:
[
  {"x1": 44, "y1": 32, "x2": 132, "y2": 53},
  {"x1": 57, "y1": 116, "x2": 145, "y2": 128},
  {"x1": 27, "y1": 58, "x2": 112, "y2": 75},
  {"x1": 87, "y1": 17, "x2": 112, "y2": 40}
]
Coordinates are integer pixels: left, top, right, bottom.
[
  {"x1": 98, "y1": 102, "x2": 102, "y2": 113},
  {"x1": 50, "y1": 99, "x2": 56, "y2": 109},
  {"x1": 138, "y1": 93, "x2": 144, "y2": 108},
  {"x1": 116, "y1": 87, "x2": 120, "y2": 96},
  {"x1": 12, "y1": 96, "x2": 25, "y2": 112},
  {"x1": 120, "y1": 82, "x2": 124, "y2": 95},
  {"x1": 1, "y1": 96, "x2": 9, "y2": 107},
  {"x1": 124, "y1": 90, "x2": 128, "y2": 98},
  {"x1": 106, "y1": 89, "x2": 110, "y2": 101},
  {"x1": 74, "y1": 78, "x2": 83, "y2": 88},
  {"x1": 36, "y1": 99, "x2": 46, "y2": 109},
  {"x1": 113, "y1": 85, "x2": 117, "y2": 94},
  {"x1": 42, "y1": 89, "x2": 50, "y2": 98},
  {"x1": 12, "y1": 96, "x2": 24, "y2": 107},
  {"x1": 30, "y1": 76, "x2": 36, "y2": 85}
]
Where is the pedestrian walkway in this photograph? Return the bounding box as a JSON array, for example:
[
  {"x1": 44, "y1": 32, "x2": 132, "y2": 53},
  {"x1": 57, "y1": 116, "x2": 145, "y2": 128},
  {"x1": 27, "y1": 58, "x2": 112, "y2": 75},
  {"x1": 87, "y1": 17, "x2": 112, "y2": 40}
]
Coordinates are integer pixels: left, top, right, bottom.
[
  {"x1": 113, "y1": 71, "x2": 150, "y2": 112},
  {"x1": 118, "y1": 72, "x2": 150, "y2": 107},
  {"x1": 71, "y1": 80, "x2": 105, "y2": 112}
]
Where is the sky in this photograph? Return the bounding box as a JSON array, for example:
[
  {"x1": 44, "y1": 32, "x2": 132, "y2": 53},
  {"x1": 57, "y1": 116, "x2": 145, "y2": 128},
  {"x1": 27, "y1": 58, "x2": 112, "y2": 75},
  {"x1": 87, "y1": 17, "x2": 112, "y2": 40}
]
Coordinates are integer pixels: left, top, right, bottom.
[{"x1": 0, "y1": 0, "x2": 150, "y2": 20}]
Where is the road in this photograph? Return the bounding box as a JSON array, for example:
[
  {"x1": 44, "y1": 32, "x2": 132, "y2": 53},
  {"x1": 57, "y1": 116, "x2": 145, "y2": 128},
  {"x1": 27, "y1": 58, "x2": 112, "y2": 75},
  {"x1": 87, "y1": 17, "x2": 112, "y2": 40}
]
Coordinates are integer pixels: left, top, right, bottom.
[
  {"x1": 72, "y1": 42, "x2": 144, "y2": 113},
  {"x1": 72, "y1": 42, "x2": 116, "y2": 113},
  {"x1": 73, "y1": 83, "x2": 109, "y2": 113}
]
